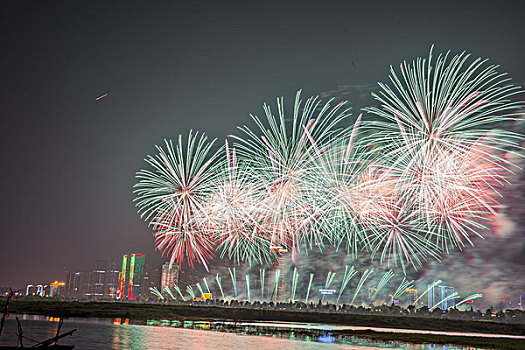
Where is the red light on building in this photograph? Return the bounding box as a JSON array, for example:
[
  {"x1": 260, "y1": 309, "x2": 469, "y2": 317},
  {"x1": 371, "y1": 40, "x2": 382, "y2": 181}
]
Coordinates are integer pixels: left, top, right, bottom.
[
  {"x1": 466, "y1": 300, "x2": 473, "y2": 303},
  {"x1": 500, "y1": 297, "x2": 505, "y2": 300}
]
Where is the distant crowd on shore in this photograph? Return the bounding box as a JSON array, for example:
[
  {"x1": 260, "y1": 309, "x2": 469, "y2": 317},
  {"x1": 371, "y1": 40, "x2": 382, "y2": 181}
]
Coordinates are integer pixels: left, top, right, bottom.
[
  {"x1": 6, "y1": 294, "x2": 525, "y2": 324},
  {"x1": 151, "y1": 298, "x2": 525, "y2": 324}
]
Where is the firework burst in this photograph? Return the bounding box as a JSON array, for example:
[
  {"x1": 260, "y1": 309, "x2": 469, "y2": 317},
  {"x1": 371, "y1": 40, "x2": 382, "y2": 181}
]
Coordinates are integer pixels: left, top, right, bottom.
[
  {"x1": 364, "y1": 47, "x2": 523, "y2": 258},
  {"x1": 231, "y1": 90, "x2": 352, "y2": 254},
  {"x1": 134, "y1": 131, "x2": 220, "y2": 270},
  {"x1": 134, "y1": 48, "x2": 523, "y2": 272}
]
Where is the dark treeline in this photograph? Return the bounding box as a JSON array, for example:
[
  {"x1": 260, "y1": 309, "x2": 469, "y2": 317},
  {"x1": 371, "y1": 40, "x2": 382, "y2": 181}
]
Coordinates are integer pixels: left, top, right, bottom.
[{"x1": 4, "y1": 297, "x2": 525, "y2": 336}]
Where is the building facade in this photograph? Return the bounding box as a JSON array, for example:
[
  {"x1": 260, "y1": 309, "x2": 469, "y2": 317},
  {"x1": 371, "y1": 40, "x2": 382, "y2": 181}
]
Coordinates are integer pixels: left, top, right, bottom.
[
  {"x1": 64, "y1": 271, "x2": 85, "y2": 298},
  {"x1": 428, "y1": 285, "x2": 455, "y2": 309},
  {"x1": 117, "y1": 254, "x2": 145, "y2": 300},
  {"x1": 160, "y1": 262, "x2": 179, "y2": 295},
  {"x1": 84, "y1": 260, "x2": 120, "y2": 299}
]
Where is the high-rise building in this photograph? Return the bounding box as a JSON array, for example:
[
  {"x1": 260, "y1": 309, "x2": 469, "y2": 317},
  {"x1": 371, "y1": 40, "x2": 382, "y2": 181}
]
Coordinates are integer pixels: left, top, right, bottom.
[
  {"x1": 65, "y1": 271, "x2": 84, "y2": 297},
  {"x1": 406, "y1": 288, "x2": 418, "y2": 306},
  {"x1": 49, "y1": 281, "x2": 65, "y2": 297},
  {"x1": 142, "y1": 263, "x2": 161, "y2": 297},
  {"x1": 26, "y1": 284, "x2": 36, "y2": 296},
  {"x1": 117, "y1": 254, "x2": 145, "y2": 300},
  {"x1": 272, "y1": 248, "x2": 288, "y2": 302},
  {"x1": 83, "y1": 260, "x2": 121, "y2": 299},
  {"x1": 428, "y1": 285, "x2": 455, "y2": 309},
  {"x1": 85, "y1": 260, "x2": 108, "y2": 298},
  {"x1": 106, "y1": 261, "x2": 120, "y2": 299},
  {"x1": 160, "y1": 262, "x2": 179, "y2": 295}
]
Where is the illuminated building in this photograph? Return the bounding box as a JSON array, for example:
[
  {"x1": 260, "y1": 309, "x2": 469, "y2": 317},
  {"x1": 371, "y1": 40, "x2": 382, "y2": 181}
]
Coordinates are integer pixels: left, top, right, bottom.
[
  {"x1": 117, "y1": 254, "x2": 145, "y2": 300},
  {"x1": 26, "y1": 284, "x2": 35, "y2": 296},
  {"x1": 143, "y1": 264, "x2": 161, "y2": 296},
  {"x1": 85, "y1": 260, "x2": 107, "y2": 298},
  {"x1": 428, "y1": 285, "x2": 455, "y2": 309},
  {"x1": 84, "y1": 260, "x2": 120, "y2": 299},
  {"x1": 49, "y1": 281, "x2": 65, "y2": 297},
  {"x1": 406, "y1": 288, "x2": 418, "y2": 305},
  {"x1": 271, "y1": 247, "x2": 288, "y2": 302},
  {"x1": 36, "y1": 284, "x2": 46, "y2": 297},
  {"x1": 160, "y1": 262, "x2": 179, "y2": 296},
  {"x1": 64, "y1": 271, "x2": 84, "y2": 297}
]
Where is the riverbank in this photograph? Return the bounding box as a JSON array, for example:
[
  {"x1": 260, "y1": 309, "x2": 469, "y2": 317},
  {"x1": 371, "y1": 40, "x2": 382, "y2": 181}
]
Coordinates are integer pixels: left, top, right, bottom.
[
  {"x1": 7, "y1": 300, "x2": 525, "y2": 336},
  {"x1": 335, "y1": 329, "x2": 525, "y2": 349}
]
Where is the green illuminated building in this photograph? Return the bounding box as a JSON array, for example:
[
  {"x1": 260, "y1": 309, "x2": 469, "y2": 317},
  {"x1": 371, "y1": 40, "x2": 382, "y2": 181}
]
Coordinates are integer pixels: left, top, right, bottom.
[{"x1": 117, "y1": 254, "x2": 145, "y2": 300}]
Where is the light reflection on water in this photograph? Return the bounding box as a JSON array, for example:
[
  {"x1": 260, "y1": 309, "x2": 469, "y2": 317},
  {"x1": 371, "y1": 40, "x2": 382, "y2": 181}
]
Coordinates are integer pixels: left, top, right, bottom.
[{"x1": 0, "y1": 315, "x2": 476, "y2": 350}]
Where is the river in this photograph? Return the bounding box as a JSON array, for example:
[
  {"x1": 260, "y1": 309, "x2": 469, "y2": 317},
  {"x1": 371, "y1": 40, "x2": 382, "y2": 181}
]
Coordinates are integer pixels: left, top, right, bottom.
[{"x1": 0, "y1": 315, "x2": 487, "y2": 349}]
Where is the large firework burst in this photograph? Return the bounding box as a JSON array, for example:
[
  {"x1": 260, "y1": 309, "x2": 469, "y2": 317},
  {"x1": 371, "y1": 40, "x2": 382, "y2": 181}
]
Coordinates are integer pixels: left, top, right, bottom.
[
  {"x1": 230, "y1": 90, "x2": 352, "y2": 255},
  {"x1": 134, "y1": 132, "x2": 220, "y2": 270},
  {"x1": 135, "y1": 48, "x2": 523, "y2": 272},
  {"x1": 364, "y1": 47, "x2": 523, "y2": 256}
]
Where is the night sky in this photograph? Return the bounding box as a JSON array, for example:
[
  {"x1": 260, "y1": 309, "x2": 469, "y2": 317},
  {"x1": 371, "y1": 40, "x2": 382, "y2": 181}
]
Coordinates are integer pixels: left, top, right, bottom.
[{"x1": 1, "y1": 1, "x2": 524, "y2": 289}]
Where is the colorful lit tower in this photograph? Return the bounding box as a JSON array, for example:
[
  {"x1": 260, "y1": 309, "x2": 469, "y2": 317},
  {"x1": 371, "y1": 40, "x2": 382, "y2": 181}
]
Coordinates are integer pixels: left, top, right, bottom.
[
  {"x1": 49, "y1": 281, "x2": 65, "y2": 297},
  {"x1": 270, "y1": 246, "x2": 288, "y2": 302},
  {"x1": 428, "y1": 285, "x2": 455, "y2": 309},
  {"x1": 117, "y1": 254, "x2": 145, "y2": 300},
  {"x1": 160, "y1": 262, "x2": 179, "y2": 295},
  {"x1": 406, "y1": 288, "x2": 418, "y2": 306}
]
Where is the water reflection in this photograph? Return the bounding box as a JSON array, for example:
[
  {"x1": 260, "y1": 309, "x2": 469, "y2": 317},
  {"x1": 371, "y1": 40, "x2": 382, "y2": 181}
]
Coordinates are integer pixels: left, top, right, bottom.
[
  {"x1": 0, "y1": 316, "x2": 484, "y2": 350},
  {"x1": 110, "y1": 326, "x2": 385, "y2": 350}
]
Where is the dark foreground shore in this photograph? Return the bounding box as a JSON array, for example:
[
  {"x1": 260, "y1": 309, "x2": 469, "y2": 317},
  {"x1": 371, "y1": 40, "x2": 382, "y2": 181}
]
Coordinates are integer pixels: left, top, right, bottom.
[{"x1": 7, "y1": 300, "x2": 525, "y2": 349}]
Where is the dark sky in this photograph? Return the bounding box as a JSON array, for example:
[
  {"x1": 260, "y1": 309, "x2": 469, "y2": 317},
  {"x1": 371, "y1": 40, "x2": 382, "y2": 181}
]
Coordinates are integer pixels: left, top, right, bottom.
[{"x1": 1, "y1": 0, "x2": 524, "y2": 289}]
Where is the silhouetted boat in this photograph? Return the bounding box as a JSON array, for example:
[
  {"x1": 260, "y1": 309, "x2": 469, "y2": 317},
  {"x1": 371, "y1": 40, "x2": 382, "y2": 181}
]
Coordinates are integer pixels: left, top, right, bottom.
[{"x1": 0, "y1": 291, "x2": 76, "y2": 349}]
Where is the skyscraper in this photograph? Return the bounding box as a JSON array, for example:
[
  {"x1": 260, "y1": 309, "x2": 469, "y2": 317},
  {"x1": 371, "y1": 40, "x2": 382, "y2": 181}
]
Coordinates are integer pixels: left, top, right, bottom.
[
  {"x1": 160, "y1": 262, "x2": 179, "y2": 295},
  {"x1": 64, "y1": 271, "x2": 84, "y2": 298},
  {"x1": 406, "y1": 288, "x2": 418, "y2": 306},
  {"x1": 117, "y1": 254, "x2": 145, "y2": 300},
  {"x1": 142, "y1": 263, "x2": 161, "y2": 297},
  {"x1": 428, "y1": 285, "x2": 455, "y2": 309},
  {"x1": 85, "y1": 260, "x2": 108, "y2": 298},
  {"x1": 49, "y1": 281, "x2": 65, "y2": 297}
]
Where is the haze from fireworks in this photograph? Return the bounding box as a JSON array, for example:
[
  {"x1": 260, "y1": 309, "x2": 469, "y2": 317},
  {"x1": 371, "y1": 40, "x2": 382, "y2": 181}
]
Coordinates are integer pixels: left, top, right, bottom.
[{"x1": 134, "y1": 48, "x2": 523, "y2": 274}]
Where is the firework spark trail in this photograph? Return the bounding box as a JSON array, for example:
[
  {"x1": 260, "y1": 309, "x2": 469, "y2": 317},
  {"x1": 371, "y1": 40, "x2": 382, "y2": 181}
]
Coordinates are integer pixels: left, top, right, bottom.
[
  {"x1": 245, "y1": 274, "x2": 251, "y2": 301},
  {"x1": 414, "y1": 280, "x2": 442, "y2": 306},
  {"x1": 203, "y1": 277, "x2": 211, "y2": 294},
  {"x1": 392, "y1": 277, "x2": 414, "y2": 303},
  {"x1": 229, "y1": 267, "x2": 237, "y2": 298},
  {"x1": 186, "y1": 285, "x2": 196, "y2": 299},
  {"x1": 337, "y1": 265, "x2": 357, "y2": 305},
  {"x1": 291, "y1": 267, "x2": 299, "y2": 302},
  {"x1": 351, "y1": 268, "x2": 374, "y2": 305},
  {"x1": 134, "y1": 132, "x2": 219, "y2": 270},
  {"x1": 273, "y1": 269, "x2": 281, "y2": 301},
  {"x1": 305, "y1": 273, "x2": 314, "y2": 303},
  {"x1": 260, "y1": 269, "x2": 265, "y2": 300},
  {"x1": 231, "y1": 90, "x2": 352, "y2": 254},
  {"x1": 135, "y1": 48, "x2": 523, "y2": 273},
  {"x1": 149, "y1": 287, "x2": 164, "y2": 300},
  {"x1": 163, "y1": 286, "x2": 176, "y2": 300},
  {"x1": 206, "y1": 141, "x2": 274, "y2": 264},
  {"x1": 196, "y1": 283, "x2": 205, "y2": 297},
  {"x1": 363, "y1": 47, "x2": 523, "y2": 266},
  {"x1": 456, "y1": 293, "x2": 483, "y2": 307},
  {"x1": 321, "y1": 271, "x2": 336, "y2": 303},
  {"x1": 215, "y1": 274, "x2": 224, "y2": 299},
  {"x1": 173, "y1": 283, "x2": 186, "y2": 301},
  {"x1": 430, "y1": 291, "x2": 459, "y2": 311},
  {"x1": 371, "y1": 270, "x2": 395, "y2": 302}
]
